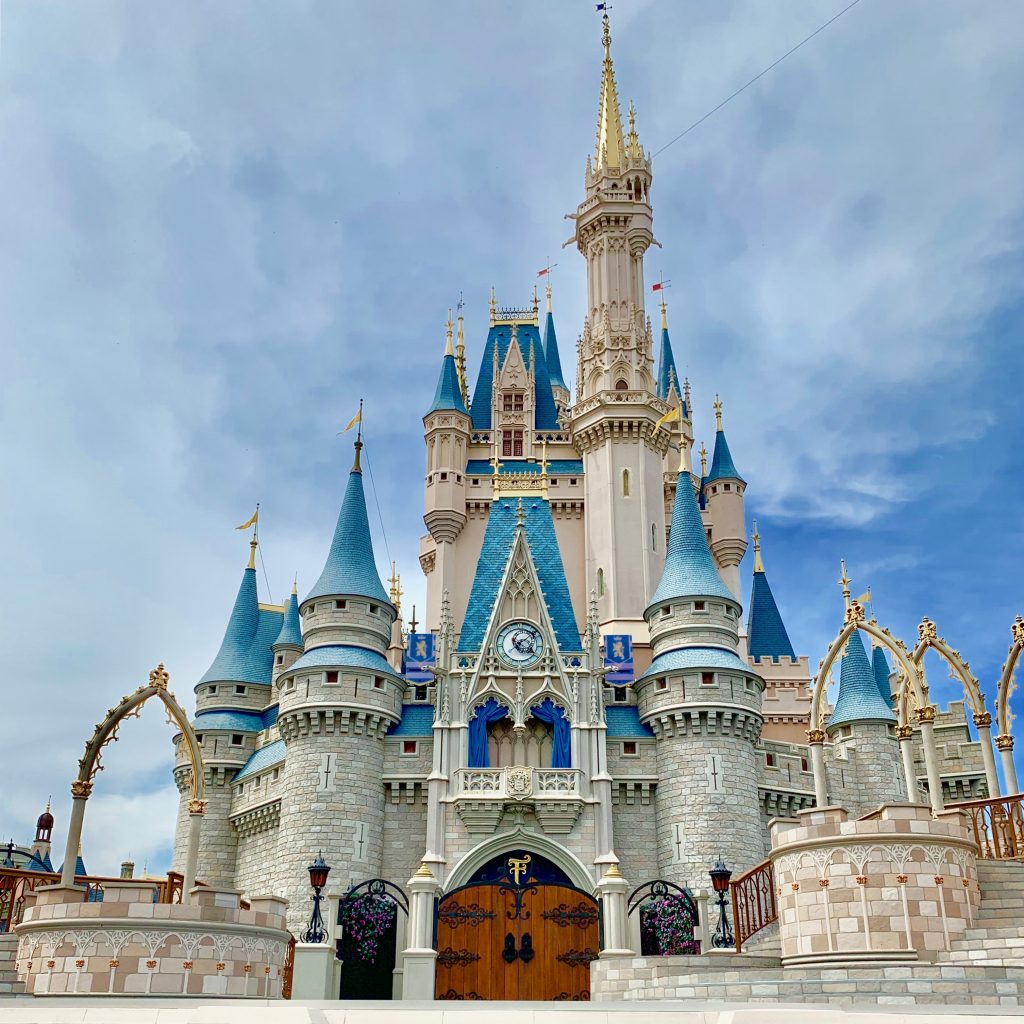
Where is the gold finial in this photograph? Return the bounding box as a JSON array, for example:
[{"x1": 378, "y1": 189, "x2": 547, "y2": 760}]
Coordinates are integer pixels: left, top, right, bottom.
[
  {"x1": 595, "y1": 9, "x2": 625, "y2": 171},
  {"x1": 490, "y1": 451, "x2": 502, "y2": 477},
  {"x1": 516, "y1": 497, "x2": 526, "y2": 526},
  {"x1": 291, "y1": 575, "x2": 298, "y2": 596},
  {"x1": 839, "y1": 560, "x2": 851, "y2": 610},
  {"x1": 699, "y1": 441, "x2": 708, "y2": 477},
  {"x1": 626, "y1": 99, "x2": 642, "y2": 158},
  {"x1": 248, "y1": 538, "x2": 257, "y2": 569},
  {"x1": 752, "y1": 520, "x2": 764, "y2": 573},
  {"x1": 677, "y1": 434, "x2": 689, "y2": 473},
  {"x1": 388, "y1": 560, "x2": 403, "y2": 612},
  {"x1": 352, "y1": 399, "x2": 364, "y2": 472},
  {"x1": 455, "y1": 302, "x2": 468, "y2": 402},
  {"x1": 532, "y1": 284, "x2": 539, "y2": 314},
  {"x1": 713, "y1": 394, "x2": 723, "y2": 431},
  {"x1": 684, "y1": 377, "x2": 691, "y2": 410},
  {"x1": 445, "y1": 308, "x2": 454, "y2": 356},
  {"x1": 660, "y1": 296, "x2": 668, "y2": 331},
  {"x1": 540, "y1": 439, "x2": 549, "y2": 477},
  {"x1": 545, "y1": 281, "x2": 553, "y2": 314}
]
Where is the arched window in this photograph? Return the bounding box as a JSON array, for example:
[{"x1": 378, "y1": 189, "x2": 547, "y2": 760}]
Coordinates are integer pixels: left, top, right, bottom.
[
  {"x1": 597, "y1": 567, "x2": 605, "y2": 597},
  {"x1": 622, "y1": 468, "x2": 631, "y2": 497},
  {"x1": 615, "y1": 379, "x2": 628, "y2": 391}
]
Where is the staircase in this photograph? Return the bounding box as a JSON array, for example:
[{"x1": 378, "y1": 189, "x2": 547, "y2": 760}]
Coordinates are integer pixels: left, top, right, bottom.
[
  {"x1": 939, "y1": 860, "x2": 1024, "y2": 967},
  {"x1": 0, "y1": 935, "x2": 24, "y2": 996}
]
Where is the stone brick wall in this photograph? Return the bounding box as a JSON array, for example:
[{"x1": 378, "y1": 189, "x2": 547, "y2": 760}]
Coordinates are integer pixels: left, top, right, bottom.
[{"x1": 829, "y1": 722, "x2": 907, "y2": 816}]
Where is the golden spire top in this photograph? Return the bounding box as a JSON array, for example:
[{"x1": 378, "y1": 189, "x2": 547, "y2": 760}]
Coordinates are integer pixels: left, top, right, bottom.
[
  {"x1": 388, "y1": 560, "x2": 403, "y2": 612},
  {"x1": 677, "y1": 433, "x2": 690, "y2": 473},
  {"x1": 699, "y1": 441, "x2": 708, "y2": 477},
  {"x1": 455, "y1": 304, "x2": 468, "y2": 402},
  {"x1": 683, "y1": 377, "x2": 691, "y2": 410},
  {"x1": 444, "y1": 308, "x2": 454, "y2": 357},
  {"x1": 532, "y1": 284, "x2": 540, "y2": 316},
  {"x1": 838, "y1": 559, "x2": 852, "y2": 610},
  {"x1": 660, "y1": 296, "x2": 668, "y2": 331},
  {"x1": 713, "y1": 394, "x2": 723, "y2": 431},
  {"x1": 545, "y1": 281, "x2": 553, "y2": 314},
  {"x1": 752, "y1": 520, "x2": 764, "y2": 573},
  {"x1": 626, "y1": 99, "x2": 642, "y2": 159},
  {"x1": 248, "y1": 537, "x2": 258, "y2": 570},
  {"x1": 291, "y1": 575, "x2": 298, "y2": 596},
  {"x1": 595, "y1": 11, "x2": 626, "y2": 172}
]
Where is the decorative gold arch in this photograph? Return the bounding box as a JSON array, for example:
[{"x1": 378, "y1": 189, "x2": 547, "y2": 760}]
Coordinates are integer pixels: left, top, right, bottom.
[{"x1": 993, "y1": 616, "x2": 1024, "y2": 794}]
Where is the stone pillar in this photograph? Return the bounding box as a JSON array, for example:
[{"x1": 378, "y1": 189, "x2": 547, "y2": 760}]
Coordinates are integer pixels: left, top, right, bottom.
[
  {"x1": 916, "y1": 707, "x2": 945, "y2": 814},
  {"x1": 595, "y1": 864, "x2": 634, "y2": 958},
  {"x1": 808, "y1": 731, "x2": 828, "y2": 807},
  {"x1": 996, "y1": 735, "x2": 1019, "y2": 795},
  {"x1": 182, "y1": 800, "x2": 207, "y2": 904},
  {"x1": 974, "y1": 713, "x2": 1001, "y2": 797},
  {"x1": 897, "y1": 725, "x2": 920, "y2": 803},
  {"x1": 401, "y1": 863, "x2": 442, "y2": 1000},
  {"x1": 59, "y1": 781, "x2": 91, "y2": 888}
]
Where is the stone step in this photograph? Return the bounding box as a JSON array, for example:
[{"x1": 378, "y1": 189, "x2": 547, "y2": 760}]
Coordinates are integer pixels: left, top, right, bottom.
[{"x1": 956, "y1": 926, "x2": 1024, "y2": 941}]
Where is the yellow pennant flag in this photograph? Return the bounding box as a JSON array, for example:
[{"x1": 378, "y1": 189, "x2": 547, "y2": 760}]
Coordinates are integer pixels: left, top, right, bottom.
[
  {"x1": 855, "y1": 590, "x2": 871, "y2": 604},
  {"x1": 655, "y1": 406, "x2": 681, "y2": 430},
  {"x1": 344, "y1": 408, "x2": 362, "y2": 432},
  {"x1": 235, "y1": 508, "x2": 259, "y2": 531}
]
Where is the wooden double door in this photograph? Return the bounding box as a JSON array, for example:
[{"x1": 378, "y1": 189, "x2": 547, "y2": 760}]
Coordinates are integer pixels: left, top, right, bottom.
[{"x1": 435, "y1": 880, "x2": 600, "y2": 1001}]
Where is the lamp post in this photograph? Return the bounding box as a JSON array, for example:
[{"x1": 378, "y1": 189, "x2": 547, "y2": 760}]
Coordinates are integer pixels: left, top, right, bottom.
[
  {"x1": 303, "y1": 852, "x2": 331, "y2": 944},
  {"x1": 709, "y1": 858, "x2": 734, "y2": 949}
]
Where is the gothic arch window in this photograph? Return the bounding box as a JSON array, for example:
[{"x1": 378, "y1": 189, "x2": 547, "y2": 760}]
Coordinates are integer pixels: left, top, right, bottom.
[
  {"x1": 615, "y1": 379, "x2": 628, "y2": 391},
  {"x1": 622, "y1": 468, "x2": 631, "y2": 497},
  {"x1": 597, "y1": 567, "x2": 605, "y2": 597}
]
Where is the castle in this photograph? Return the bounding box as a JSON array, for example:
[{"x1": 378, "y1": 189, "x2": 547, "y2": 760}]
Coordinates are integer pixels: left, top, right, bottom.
[{"x1": 134, "y1": 13, "x2": 1019, "y2": 1004}]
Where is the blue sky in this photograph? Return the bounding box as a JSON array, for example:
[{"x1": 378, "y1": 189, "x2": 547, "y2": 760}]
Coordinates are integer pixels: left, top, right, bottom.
[{"x1": 2, "y1": 1, "x2": 1022, "y2": 876}]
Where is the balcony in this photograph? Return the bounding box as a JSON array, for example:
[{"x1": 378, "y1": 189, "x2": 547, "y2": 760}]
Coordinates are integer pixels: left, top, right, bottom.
[{"x1": 452, "y1": 766, "x2": 585, "y2": 835}]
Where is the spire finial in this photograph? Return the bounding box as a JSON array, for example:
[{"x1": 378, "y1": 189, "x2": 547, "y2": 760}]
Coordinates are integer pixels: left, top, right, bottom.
[
  {"x1": 455, "y1": 298, "x2": 468, "y2": 402},
  {"x1": 291, "y1": 574, "x2": 298, "y2": 596},
  {"x1": 752, "y1": 520, "x2": 764, "y2": 573},
  {"x1": 489, "y1": 285, "x2": 497, "y2": 326},
  {"x1": 388, "y1": 560, "x2": 403, "y2": 612},
  {"x1": 545, "y1": 280, "x2": 553, "y2": 313},
  {"x1": 532, "y1": 284, "x2": 539, "y2": 315},
  {"x1": 714, "y1": 394, "x2": 723, "y2": 431},
  {"x1": 839, "y1": 560, "x2": 852, "y2": 610},
  {"x1": 677, "y1": 433, "x2": 690, "y2": 473},
  {"x1": 445, "y1": 308, "x2": 454, "y2": 356},
  {"x1": 409, "y1": 604, "x2": 418, "y2": 633},
  {"x1": 699, "y1": 441, "x2": 708, "y2": 477},
  {"x1": 516, "y1": 497, "x2": 526, "y2": 527},
  {"x1": 248, "y1": 537, "x2": 257, "y2": 570},
  {"x1": 352, "y1": 399, "x2": 364, "y2": 472},
  {"x1": 684, "y1": 376, "x2": 691, "y2": 411},
  {"x1": 595, "y1": 7, "x2": 625, "y2": 171},
  {"x1": 660, "y1": 296, "x2": 668, "y2": 331}
]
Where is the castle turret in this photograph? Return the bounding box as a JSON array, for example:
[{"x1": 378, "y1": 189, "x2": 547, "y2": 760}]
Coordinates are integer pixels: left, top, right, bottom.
[
  {"x1": 543, "y1": 283, "x2": 569, "y2": 415},
  {"x1": 30, "y1": 801, "x2": 54, "y2": 869},
  {"x1": 569, "y1": 13, "x2": 668, "y2": 639},
  {"x1": 827, "y1": 630, "x2": 904, "y2": 813},
  {"x1": 423, "y1": 313, "x2": 471, "y2": 630},
  {"x1": 272, "y1": 581, "x2": 303, "y2": 680},
  {"x1": 872, "y1": 644, "x2": 894, "y2": 705},
  {"x1": 703, "y1": 396, "x2": 746, "y2": 601},
  {"x1": 635, "y1": 442, "x2": 765, "y2": 888},
  {"x1": 275, "y1": 436, "x2": 403, "y2": 933}
]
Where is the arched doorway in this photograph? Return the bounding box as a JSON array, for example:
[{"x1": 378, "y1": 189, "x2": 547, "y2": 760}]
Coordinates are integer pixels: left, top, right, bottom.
[{"x1": 435, "y1": 849, "x2": 600, "y2": 1001}]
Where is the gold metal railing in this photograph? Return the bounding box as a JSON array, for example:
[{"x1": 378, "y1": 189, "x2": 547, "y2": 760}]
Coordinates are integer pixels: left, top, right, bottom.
[
  {"x1": 730, "y1": 857, "x2": 777, "y2": 953},
  {"x1": 946, "y1": 792, "x2": 1024, "y2": 860}
]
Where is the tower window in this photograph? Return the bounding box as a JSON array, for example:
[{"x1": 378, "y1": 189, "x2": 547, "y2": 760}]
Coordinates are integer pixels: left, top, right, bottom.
[
  {"x1": 724, "y1": 483, "x2": 731, "y2": 491},
  {"x1": 766, "y1": 752, "x2": 777, "y2": 768},
  {"x1": 615, "y1": 379, "x2": 628, "y2": 391},
  {"x1": 501, "y1": 430, "x2": 524, "y2": 458},
  {"x1": 402, "y1": 740, "x2": 418, "y2": 755},
  {"x1": 440, "y1": 471, "x2": 448, "y2": 481},
  {"x1": 701, "y1": 672, "x2": 715, "y2": 686},
  {"x1": 694, "y1": 601, "x2": 706, "y2": 611},
  {"x1": 326, "y1": 671, "x2": 339, "y2": 684},
  {"x1": 622, "y1": 741, "x2": 638, "y2": 756},
  {"x1": 306, "y1": 604, "x2": 316, "y2": 615},
  {"x1": 502, "y1": 392, "x2": 524, "y2": 412},
  {"x1": 373, "y1": 677, "x2": 384, "y2": 689},
  {"x1": 801, "y1": 757, "x2": 810, "y2": 773},
  {"x1": 622, "y1": 469, "x2": 630, "y2": 497},
  {"x1": 231, "y1": 734, "x2": 244, "y2": 746},
  {"x1": 597, "y1": 567, "x2": 605, "y2": 597},
  {"x1": 276, "y1": 654, "x2": 283, "y2": 665},
  {"x1": 656, "y1": 679, "x2": 668, "y2": 690},
  {"x1": 651, "y1": 523, "x2": 656, "y2": 551},
  {"x1": 335, "y1": 600, "x2": 346, "y2": 609},
  {"x1": 569, "y1": 478, "x2": 577, "y2": 485},
  {"x1": 370, "y1": 604, "x2": 379, "y2": 614},
  {"x1": 235, "y1": 685, "x2": 246, "y2": 694},
  {"x1": 612, "y1": 687, "x2": 628, "y2": 703}
]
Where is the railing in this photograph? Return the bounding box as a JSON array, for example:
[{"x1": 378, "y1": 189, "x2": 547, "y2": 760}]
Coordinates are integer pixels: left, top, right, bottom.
[
  {"x1": 0, "y1": 867, "x2": 190, "y2": 932},
  {"x1": 730, "y1": 858, "x2": 777, "y2": 953},
  {"x1": 453, "y1": 766, "x2": 583, "y2": 801},
  {"x1": 946, "y1": 792, "x2": 1024, "y2": 860},
  {"x1": 282, "y1": 934, "x2": 297, "y2": 999}
]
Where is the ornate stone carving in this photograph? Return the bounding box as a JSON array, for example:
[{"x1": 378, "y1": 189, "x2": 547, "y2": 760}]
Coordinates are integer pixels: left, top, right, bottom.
[
  {"x1": 70, "y1": 780, "x2": 93, "y2": 798},
  {"x1": 506, "y1": 766, "x2": 533, "y2": 798},
  {"x1": 806, "y1": 729, "x2": 826, "y2": 744},
  {"x1": 896, "y1": 725, "x2": 914, "y2": 741},
  {"x1": 918, "y1": 618, "x2": 937, "y2": 641},
  {"x1": 973, "y1": 712, "x2": 993, "y2": 729},
  {"x1": 149, "y1": 664, "x2": 170, "y2": 690},
  {"x1": 995, "y1": 734, "x2": 1015, "y2": 752},
  {"x1": 914, "y1": 705, "x2": 937, "y2": 724}
]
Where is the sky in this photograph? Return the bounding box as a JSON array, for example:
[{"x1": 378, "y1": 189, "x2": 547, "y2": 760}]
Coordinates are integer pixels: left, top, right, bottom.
[{"x1": 2, "y1": 1, "x2": 1023, "y2": 878}]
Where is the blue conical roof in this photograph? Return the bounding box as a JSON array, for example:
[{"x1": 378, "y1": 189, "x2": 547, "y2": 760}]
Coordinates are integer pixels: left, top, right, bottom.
[
  {"x1": 829, "y1": 630, "x2": 896, "y2": 728},
  {"x1": 872, "y1": 645, "x2": 893, "y2": 706},
  {"x1": 657, "y1": 326, "x2": 684, "y2": 413},
  {"x1": 543, "y1": 310, "x2": 567, "y2": 391},
  {"x1": 199, "y1": 567, "x2": 282, "y2": 685},
  {"x1": 747, "y1": 570, "x2": 796, "y2": 660},
  {"x1": 648, "y1": 471, "x2": 735, "y2": 610},
  {"x1": 706, "y1": 428, "x2": 743, "y2": 483},
  {"x1": 428, "y1": 351, "x2": 468, "y2": 415},
  {"x1": 306, "y1": 462, "x2": 391, "y2": 606},
  {"x1": 273, "y1": 590, "x2": 302, "y2": 648}
]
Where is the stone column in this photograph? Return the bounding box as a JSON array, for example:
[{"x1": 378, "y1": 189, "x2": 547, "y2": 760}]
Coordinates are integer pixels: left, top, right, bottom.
[
  {"x1": 916, "y1": 707, "x2": 945, "y2": 814},
  {"x1": 59, "y1": 781, "x2": 91, "y2": 887},
  {"x1": 808, "y1": 731, "x2": 828, "y2": 807},
  {"x1": 995, "y1": 735, "x2": 1019, "y2": 795},
  {"x1": 974, "y1": 713, "x2": 1001, "y2": 798},
  {"x1": 182, "y1": 799, "x2": 207, "y2": 903},
  {"x1": 401, "y1": 862, "x2": 442, "y2": 1000},
  {"x1": 897, "y1": 725, "x2": 920, "y2": 803},
  {"x1": 595, "y1": 864, "x2": 634, "y2": 958}
]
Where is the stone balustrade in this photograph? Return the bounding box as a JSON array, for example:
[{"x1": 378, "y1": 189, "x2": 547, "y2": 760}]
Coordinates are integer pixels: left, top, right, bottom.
[{"x1": 452, "y1": 766, "x2": 585, "y2": 834}]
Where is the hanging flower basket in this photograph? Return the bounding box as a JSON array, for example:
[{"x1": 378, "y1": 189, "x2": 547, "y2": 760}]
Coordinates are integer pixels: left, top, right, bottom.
[{"x1": 339, "y1": 894, "x2": 397, "y2": 961}]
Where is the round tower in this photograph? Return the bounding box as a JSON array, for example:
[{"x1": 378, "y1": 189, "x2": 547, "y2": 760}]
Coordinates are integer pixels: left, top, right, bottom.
[
  {"x1": 274, "y1": 437, "x2": 403, "y2": 935},
  {"x1": 702, "y1": 396, "x2": 747, "y2": 602},
  {"x1": 272, "y1": 581, "x2": 303, "y2": 682},
  {"x1": 635, "y1": 444, "x2": 765, "y2": 890}
]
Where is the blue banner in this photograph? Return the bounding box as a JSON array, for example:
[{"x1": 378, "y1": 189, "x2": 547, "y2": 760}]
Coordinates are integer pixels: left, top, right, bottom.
[
  {"x1": 604, "y1": 634, "x2": 634, "y2": 684},
  {"x1": 406, "y1": 632, "x2": 435, "y2": 681}
]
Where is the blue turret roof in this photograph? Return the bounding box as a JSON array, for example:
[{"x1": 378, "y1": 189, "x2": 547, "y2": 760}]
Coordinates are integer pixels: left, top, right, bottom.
[
  {"x1": 59, "y1": 854, "x2": 88, "y2": 877},
  {"x1": 428, "y1": 350, "x2": 469, "y2": 415},
  {"x1": 199, "y1": 568, "x2": 283, "y2": 686},
  {"x1": 470, "y1": 323, "x2": 560, "y2": 431},
  {"x1": 543, "y1": 310, "x2": 567, "y2": 392},
  {"x1": 459, "y1": 498, "x2": 580, "y2": 652},
  {"x1": 747, "y1": 571, "x2": 796, "y2": 661},
  {"x1": 829, "y1": 630, "x2": 896, "y2": 728},
  {"x1": 289, "y1": 643, "x2": 404, "y2": 680},
  {"x1": 305, "y1": 459, "x2": 392, "y2": 606},
  {"x1": 648, "y1": 471, "x2": 735, "y2": 610},
  {"x1": 657, "y1": 326, "x2": 684, "y2": 412},
  {"x1": 274, "y1": 590, "x2": 302, "y2": 648},
  {"x1": 872, "y1": 645, "x2": 893, "y2": 706},
  {"x1": 706, "y1": 428, "x2": 743, "y2": 483}
]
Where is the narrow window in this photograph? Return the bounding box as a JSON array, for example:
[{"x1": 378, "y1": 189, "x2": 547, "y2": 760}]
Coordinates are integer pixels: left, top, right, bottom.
[
  {"x1": 597, "y1": 567, "x2": 605, "y2": 597},
  {"x1": 326, "y1": 671, "x2": 339, "y2": 684},
  {"x1": 651, "y1": 523, "x2": 656, "y2": 551},
  {"x1": 766, "y1": 752, "x2": 777, "y2": 768},
  {"x1": 622, "y1": 468, "x2": 630, "y2": 497},
  {"x1": 513, "y1": 430, "x2": 523, "y2": 457},
  {"x1": 622, "y1": 741, "x2": 638, "y2": 756},
  {"x1": 272, "y1": 768, "x2": 280, "y2": 781},
  {"x1": 656, "y1": 679, "x2": 668, "y2": 690},
  {"x1": 615, "y1": 379, "x2": 628, "y2": 391},
  {"x1": 276, "y1": 654, "x2": 283, "y2": 665},
  {"x1": 801, "y1": 757, "x2": 810, "y2": 773},
  {"x1": 373, "y1": 677, "x2": 384, "y2": 689},
  {"x1": 414, "y1": 685, "x2": 428, "y2": 702}
]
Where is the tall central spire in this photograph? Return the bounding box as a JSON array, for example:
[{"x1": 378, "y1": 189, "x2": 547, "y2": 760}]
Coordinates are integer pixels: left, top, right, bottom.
[{"x1": 595, "y1": 13, "x2": 626, "y2": 172}]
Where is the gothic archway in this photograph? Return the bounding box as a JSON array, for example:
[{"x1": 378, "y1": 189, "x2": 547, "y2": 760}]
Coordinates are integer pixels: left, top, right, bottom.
[
  {"x1": 994, "y1": 615, "x2": 1024, "y2": 793},
  {"x1": 59, "y1": 665, "x2": 208, "y2": 900}
]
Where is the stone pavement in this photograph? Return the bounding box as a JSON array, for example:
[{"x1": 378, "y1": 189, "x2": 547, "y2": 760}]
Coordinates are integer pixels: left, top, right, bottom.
[{"x1": 1, "y1": 1001, "x2": 1024, "y2": 1023}]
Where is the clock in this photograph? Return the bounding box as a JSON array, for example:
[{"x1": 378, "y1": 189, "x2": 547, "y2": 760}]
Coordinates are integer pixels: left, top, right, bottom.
[{"x1": 497, "y1": 621, "x2": 544, "y2": 668}]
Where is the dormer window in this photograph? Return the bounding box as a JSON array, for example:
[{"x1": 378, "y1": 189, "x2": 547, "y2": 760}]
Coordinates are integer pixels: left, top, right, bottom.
[
  {"x1": 335, "y1": 600, "x2": 346, "y2": 609},
  {"x1": 502, "y1": 392, "x2": 524, "y2": 412},
  {"x1": 501, "y1": 430, "x2": 524, "y2": 458}
]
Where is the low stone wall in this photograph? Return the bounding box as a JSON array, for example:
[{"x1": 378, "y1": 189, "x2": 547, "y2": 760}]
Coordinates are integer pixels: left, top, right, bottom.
[
  {"x1": 14, "y1": 880, "x2": 291, "y2": 998},
  {"x1": 771, "y1": 804, "x2": 979, "y2": 963}
]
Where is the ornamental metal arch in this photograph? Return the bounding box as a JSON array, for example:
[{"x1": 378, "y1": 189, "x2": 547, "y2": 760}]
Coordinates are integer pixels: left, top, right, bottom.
[
  {"x1": 58, "y1": 665, "x2": 207, "y2": 897},
  {"x1": 993, "y1": 615, "x2": 1024, "y2": 794}
]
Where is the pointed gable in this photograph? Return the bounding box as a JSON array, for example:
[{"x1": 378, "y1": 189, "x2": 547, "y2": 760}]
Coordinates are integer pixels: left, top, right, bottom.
[
  {"x1": 829, "y1": 630, "x2": 896, "y2": 728},
  {"x1": 306, "y1": 462, "x2": 391, "y2": 606},
  {"x1": 648, "y1": 471, "x2": 734, "y2": 610},
  {"x1": 747, "y1": 570, "x2": 796, "y2": 660},
  {"x1": 458, "y1": 498, "x2": 580, "y2": 652}
]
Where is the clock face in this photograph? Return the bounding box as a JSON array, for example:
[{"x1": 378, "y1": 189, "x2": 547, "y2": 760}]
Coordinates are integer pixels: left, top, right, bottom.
[{"x1": 497, "y1": 621, "x2": 544, "y2": 668}]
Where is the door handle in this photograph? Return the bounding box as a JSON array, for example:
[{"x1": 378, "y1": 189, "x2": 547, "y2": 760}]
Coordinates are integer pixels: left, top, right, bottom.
[
  {"x1": 502, "y1": 933, "x2": 517, "y2": 964},
  {"x1": 519, "y1": 932, "x2": 535, "y2": 964}
]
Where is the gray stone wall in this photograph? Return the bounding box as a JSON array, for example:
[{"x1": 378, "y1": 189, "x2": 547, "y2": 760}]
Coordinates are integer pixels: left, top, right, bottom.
[
  {"x1": 381, "y1": 789, "x2": 429, "y2": 888},
  {"x1": 234, "y1": 821, "x2": 284, "y2": 902},
  {"x1": 610, "y1": 798, "x2": 659, "y2": 885},
  {"x1": 196, "y1": 770, "x2": 241, "y2": 888},
  {"x1": 829, "y1": 721, "x2": 906, "y2": 815}
]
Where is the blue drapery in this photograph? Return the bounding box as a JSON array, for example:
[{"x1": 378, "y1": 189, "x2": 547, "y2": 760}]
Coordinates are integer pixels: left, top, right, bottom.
[
  {"x1": 530, "y1": 698, "x2": 572, "y2": 769},
  {"x1": 468, "y1": 697, "x2": 509, "y2": 768}
]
